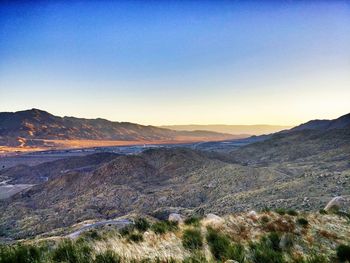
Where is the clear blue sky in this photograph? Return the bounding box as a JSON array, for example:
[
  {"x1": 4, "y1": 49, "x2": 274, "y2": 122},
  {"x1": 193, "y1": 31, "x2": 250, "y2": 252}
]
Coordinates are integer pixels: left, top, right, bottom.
[{"x1": 0, "y1": 1, "x2": 349, "y2": 125}]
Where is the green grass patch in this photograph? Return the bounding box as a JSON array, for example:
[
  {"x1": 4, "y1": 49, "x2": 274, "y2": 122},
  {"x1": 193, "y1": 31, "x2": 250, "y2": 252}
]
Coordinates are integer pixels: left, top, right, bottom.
[
  {"x1": 206, "y1": 227, "x2": 245, "y2": 262},
  {"x1": 182, "y1": 229, "x2": 203, "y2": 250},
  {"x1": 94, "y1": 250, "x2": 121, "y2": 263},
  {"x1": 134, "y1": 218, "x2": 150, "y2": 233},
  {"x1": 151, "y1": 220, "x2": 178, "y2": 235}
]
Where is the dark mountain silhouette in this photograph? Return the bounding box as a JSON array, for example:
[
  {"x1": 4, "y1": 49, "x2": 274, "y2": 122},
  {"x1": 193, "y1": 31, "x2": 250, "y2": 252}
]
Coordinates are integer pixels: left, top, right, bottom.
[{"x1": 289, "y1": 113, "x2": 350, "y2": 132}]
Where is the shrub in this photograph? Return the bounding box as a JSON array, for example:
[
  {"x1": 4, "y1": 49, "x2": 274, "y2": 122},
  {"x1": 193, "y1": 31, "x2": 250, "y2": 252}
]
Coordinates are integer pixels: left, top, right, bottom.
[
  {"x1": 0, "y1": 243, "x2": 44, "y2": 263},
  {"x1": 184, "y1": 216, "x2": 201, "y2": 226},
  {"x1": 127, "y1": 233, "x2": 144, "y2": 243},
  {"x1": 266, "y1": 232, "x2": 281, "y2": 251},
  {"x1": 151, "y1": 221, "x2": 178, "y2": 235},
  {"x1": 52, "y1": 239, "x2": 92, "y2": 263},
  {"x1": 206, "y1": 227, "x2": 245, "y2": 262},
  {"x1": 319, "y1": 209, "x2": 327, "y2": 215},
  {"x1": 250, "y1": 241, "x2": 285, "y2": 263},
  {"x1": 182, "y1": 229, "x2": 203, "y2": 250},
  {"x1": 296, "y1": 218, "x2": 309, "y2": 228},
  {"x1": 182, "y1": 251, "x2": 207, "y2": 263},
  {"x1": 119, "y1": 225, "x2": 134, "y2": 237},
  {"x1": 262, "y1": 207, "x2": 271, "y2": 213},
  {"x1": 94, "y1": 250, "x2": 121, "y2": 263},
  {"x1": 275, "y1": 208, "x2": 286, "y2": 215},
  {"x1": 82, "y1": 229, "x2": 102, "y2": 241},
  {"x1": 304, "y1": 253, "x2": 328, "y2": 263},
  {"x1": 337, "y1": 244, "x2": 350, "y2": 262},
  {"x1": 260, "y1": 215, "x2": 270, "y2": 224},
  {"x1": 134, "y1": 218, "x2": 150, "y2": 232},
  {"x1": 287, "y1": 209, "x2": 298, "y2": 216}
]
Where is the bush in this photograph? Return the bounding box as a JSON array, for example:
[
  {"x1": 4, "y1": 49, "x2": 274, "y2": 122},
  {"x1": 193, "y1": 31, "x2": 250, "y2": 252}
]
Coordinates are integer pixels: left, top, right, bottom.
[
  {"x1": 337, "y1": 244, "x2": 350, "y2": 262},
  {"x1": 266, "y1": 232, "x2": 281, "y2": 251},
  {"x1": 250, "y1": 241, "x2": 285, "y2": 263},
  {"x1": 119, "y1": 225, "x2": 134, "y2": 237},
  {"x1": 82, "y1": 229, "x2": 103, "y2": 241},
  {"x1": 260, "y1": 215, "x2": 270, "y2": 224},
  {"x1": 206, "y1": 227, "x2": 245, "y2": 262},
  {"x1": 52, "y1": 239, "x2": 92, "y2": 263},
  {"x1": 296, "y1": 218, "x2": 309, "y2": 228},
  {"x1": 304, "y1": 253, "x2": 328, "y2": 263},
  {"x1": 184, "y1": 216, "x2": 201, "y2": 226},
  {"x1": 94, "y1": 250, "x2": 121, "y2": 263},
  {"x1": 134, "y1": 218, "x2": 150, "y2": 232},
  {"x1": 262, "y1": 207, "x2": 271, "y2": 213},
  {"x1": 182, "y1": 251, "x2": 207, "y2": 263},
  {"x1": 182, "y1": 229, "x2": 203, "y2": 250},
  {"x1": 275, "y1": 208, "x2": 286, "y2": 215},
  {"x1": 127, "y1": 233, "x2": 144, "y2": 243},
  {"x1": 319, "y1": 209, "x2": 327, "y2": 215},
  {"x1": 286, "y1": 209, "x2": 298, "y2": 216},
  {"x1": 151, "y1": 221, "x2": 178, "y2": 234},
  {"x1": 0, "y1": 244, "x2": 44, "y2": 263}
]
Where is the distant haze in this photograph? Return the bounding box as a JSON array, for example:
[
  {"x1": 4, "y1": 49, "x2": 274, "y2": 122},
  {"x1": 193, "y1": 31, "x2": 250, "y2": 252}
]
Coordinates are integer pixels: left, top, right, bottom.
[{"x1": 161, "y1": 124, "x2": 292, "y2": 136}]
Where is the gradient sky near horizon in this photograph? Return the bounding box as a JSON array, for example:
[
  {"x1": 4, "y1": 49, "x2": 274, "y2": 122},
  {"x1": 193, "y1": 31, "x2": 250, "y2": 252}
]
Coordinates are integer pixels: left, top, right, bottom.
[{"x1": 0, "y1": 1, "x2": 349, "y2": 126}]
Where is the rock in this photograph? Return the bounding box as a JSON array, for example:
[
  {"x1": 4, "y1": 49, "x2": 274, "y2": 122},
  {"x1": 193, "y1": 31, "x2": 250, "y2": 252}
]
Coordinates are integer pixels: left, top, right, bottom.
[
  {"x1": 324, "y1": 196, "x2": 345, "y2": 212},
  {"x1": 168, "y1": 213, "x2": 183, "y2": 223},
  {"x1": 225, "y1": 260, "x2": 239, "y2": 263},
  {"x1": 247, "y1": 210, "x2": 259, "y2": 221},
  {"x1": 205, "y1": 213, "x2": 224, "y2": 225}
]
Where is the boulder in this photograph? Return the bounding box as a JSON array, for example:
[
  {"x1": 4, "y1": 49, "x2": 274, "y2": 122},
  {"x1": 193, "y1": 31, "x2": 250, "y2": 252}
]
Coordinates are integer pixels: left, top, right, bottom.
[
  {"x1": 324, "y1": 196, "x2": 345, "y2": 212},
  {"x1": 168, "y1": 213, "x2": 183, "y2": 223},
  {"x1": 247, "y1": 210, "x2": 259, "y2": 221},
  {"x1": 205, "y1": 213, "x2": 224, "y2": 225}
]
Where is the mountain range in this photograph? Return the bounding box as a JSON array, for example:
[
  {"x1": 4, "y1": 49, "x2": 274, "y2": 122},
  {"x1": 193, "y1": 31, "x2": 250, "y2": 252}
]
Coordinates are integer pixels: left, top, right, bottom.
[
  {"x1": 161, "y1": 124, "x2": 292, "y2": 135},
  {"x1": 0, "y1": 112, "x2": 349, "y2": 239},
  {"x1": 0, "y1": 109, "x2": 241, "y2": 150}
]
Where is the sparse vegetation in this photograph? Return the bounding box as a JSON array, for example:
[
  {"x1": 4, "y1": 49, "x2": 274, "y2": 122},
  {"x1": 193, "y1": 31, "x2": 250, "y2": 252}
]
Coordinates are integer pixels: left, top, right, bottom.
[
  {"x1": 151, "y1": 220, "x2": 178, "y2": 234},
  {"x1": 182, "y1": 229, "x2": 203, "y2": 250},
  {"x1": 184, "y1": 216, "x2": 201, "y2": 226},
  {"x1": 275, "y1": 208, "x2": 286, "y2": 215},
  {"x1": 94, "y1": 250, "x2": 121, "y2": 263},
  {"x1": 250, "y1": 236, "x2": 285, "y2": 263},
  {"x1": 0, "y1": 243, "x2": 44, "y2": 263},
  {"x1": 134, "y1": 218, "x2": 150, "y2": 232},
  {"x1": 206, "y1": 227, "x2": 245, "y2": 262},
  {"x1": 127, "y1": 233, "x2": 144, "y2": 243},
  {"x1": 52, "y1": 239, "x2": 92, "y2": 263},
  {"x1": 0, "y1": 211, "x2": 349, "y2": 263}
]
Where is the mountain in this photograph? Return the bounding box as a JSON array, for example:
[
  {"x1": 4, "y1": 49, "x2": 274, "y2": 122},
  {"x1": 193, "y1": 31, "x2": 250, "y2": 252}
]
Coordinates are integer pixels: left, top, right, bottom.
[
  {"x1": 0, "y1": 109, "x2": 240, "y2": 149},
  {"x1": 161, "y1": 124, "x2": 292, "y2": 135},
  {"x1": 0, "y1": 113, "x2": 349, "y2": 240},
  {"x1": 289, "y1": 113, "x2": 350, "y2": 132}
]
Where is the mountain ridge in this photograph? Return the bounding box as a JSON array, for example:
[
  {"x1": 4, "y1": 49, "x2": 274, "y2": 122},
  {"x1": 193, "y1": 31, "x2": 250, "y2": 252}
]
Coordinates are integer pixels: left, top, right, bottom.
[{"x1": 0, "y1": 109, "x2": 241, "y2": 149}]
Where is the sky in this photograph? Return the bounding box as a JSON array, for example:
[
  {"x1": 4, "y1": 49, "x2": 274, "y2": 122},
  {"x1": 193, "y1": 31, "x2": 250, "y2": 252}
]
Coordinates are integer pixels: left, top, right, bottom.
[{"x1": 0, "y1": 1, "x2": 349, "y2": 126}]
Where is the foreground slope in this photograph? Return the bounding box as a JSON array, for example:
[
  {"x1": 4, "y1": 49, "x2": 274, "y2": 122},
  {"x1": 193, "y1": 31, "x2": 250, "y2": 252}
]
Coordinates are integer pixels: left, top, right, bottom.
[{"x1": 1, "y1": 211, "x2": 350, "y2": 263}]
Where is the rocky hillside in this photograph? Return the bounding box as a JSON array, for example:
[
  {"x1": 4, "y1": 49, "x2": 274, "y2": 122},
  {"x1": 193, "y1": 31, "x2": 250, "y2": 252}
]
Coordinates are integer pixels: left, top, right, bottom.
[
  {"x1": 1, "y1": 211, "x2": 350, "y2": 262},
  {"x1": 0, "y1": 109, "x2": 237, "y2": 147},
  {"x1": 0, "y1": 144, "x2": 349, "y2": 239}
]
